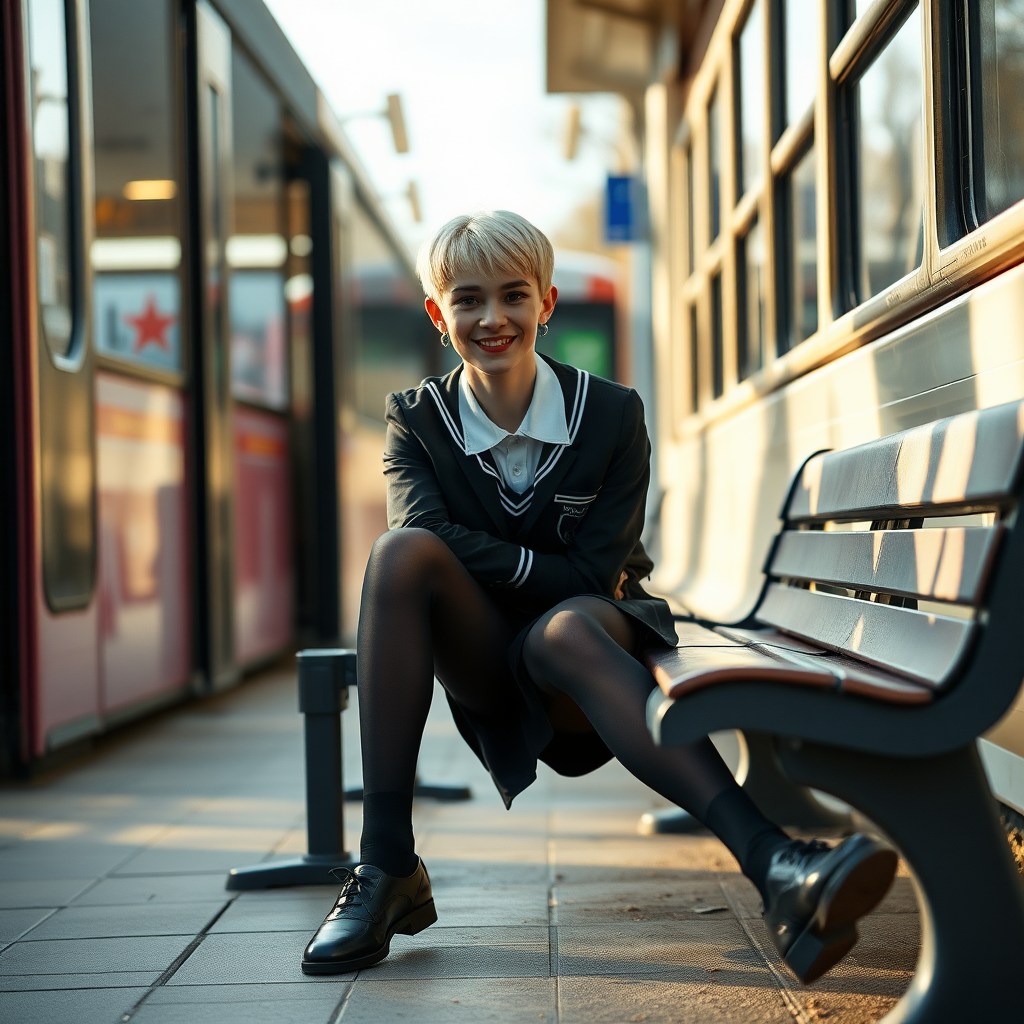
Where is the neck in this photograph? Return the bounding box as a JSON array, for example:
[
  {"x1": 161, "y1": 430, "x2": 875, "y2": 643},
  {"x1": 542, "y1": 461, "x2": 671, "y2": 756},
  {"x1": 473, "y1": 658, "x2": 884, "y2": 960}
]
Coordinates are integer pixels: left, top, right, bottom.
[{"x1": 463, "y1": 351, "x2": 538, "y2": 433}]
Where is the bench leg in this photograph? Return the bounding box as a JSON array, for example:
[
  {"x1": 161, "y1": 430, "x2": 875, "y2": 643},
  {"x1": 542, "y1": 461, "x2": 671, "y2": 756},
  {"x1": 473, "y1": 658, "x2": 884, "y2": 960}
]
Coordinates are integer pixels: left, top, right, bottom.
[{"x1": 777, "y1": 739, "x2": 1024, "y2": 1022}]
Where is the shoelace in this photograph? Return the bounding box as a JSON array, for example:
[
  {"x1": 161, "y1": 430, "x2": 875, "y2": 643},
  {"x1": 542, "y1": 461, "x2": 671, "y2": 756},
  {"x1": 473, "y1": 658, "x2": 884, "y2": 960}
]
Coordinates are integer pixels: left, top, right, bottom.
[
  {"x1": 326, "y1": 867, "x2": 367, "y2": 920},
  {"x1": 776, "y1": 839, "x2": 832, "y2": 868}
]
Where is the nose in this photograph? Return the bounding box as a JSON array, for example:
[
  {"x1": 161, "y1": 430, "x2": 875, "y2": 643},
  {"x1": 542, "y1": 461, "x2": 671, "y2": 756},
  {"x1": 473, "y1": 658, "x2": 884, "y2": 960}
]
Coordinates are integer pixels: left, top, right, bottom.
[{"x1": 478, "y1": 299, "x2": 507, "y2": 329}]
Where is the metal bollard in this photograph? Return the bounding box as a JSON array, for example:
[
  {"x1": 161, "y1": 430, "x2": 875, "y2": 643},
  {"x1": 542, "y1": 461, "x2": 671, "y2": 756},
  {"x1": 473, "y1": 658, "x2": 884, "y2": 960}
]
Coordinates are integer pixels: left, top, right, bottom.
[{"x1": 226, "y1": 649, "x2": 358, "y2": 889}]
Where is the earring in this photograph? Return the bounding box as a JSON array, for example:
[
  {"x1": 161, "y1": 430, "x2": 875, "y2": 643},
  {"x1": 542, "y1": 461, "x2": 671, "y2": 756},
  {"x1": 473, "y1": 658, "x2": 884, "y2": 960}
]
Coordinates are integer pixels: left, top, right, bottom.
[
  {"x1": 538, "y1": 322, "x2": 549, "y2": 337},
  {"x1": 440, "y1": 332, "x2": 450, "y2": 347}
]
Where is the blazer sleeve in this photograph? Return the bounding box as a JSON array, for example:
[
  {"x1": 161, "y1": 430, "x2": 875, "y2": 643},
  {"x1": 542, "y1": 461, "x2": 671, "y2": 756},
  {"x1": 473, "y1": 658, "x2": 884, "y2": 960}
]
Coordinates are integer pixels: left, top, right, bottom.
[
  {"x1": 384, "y1": 394, "x2": 547, "y2": 590},
  {"x1": 384, "y1": 390, "x2": 650, "y2": 607}
]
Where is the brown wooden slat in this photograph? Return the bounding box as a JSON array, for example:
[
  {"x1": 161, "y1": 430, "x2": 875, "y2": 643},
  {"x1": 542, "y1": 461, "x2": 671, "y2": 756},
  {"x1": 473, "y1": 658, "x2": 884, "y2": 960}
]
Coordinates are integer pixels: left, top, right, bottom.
[
  {"x1": 787, "y1": 400, "x2": 1024, "y2": 522},
  {"x1": 769, "y1": 526, "x2": 1002, "y2": 604},
  {"x1": 754, "y1": 583, "x2": 975, "y2": 688}
]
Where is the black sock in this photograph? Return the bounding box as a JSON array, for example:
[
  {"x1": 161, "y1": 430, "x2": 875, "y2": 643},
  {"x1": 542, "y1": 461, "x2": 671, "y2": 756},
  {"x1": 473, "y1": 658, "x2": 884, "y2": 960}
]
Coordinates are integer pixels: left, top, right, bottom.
[
  {"x1": 703, "y1": 785, "x2": 791, "y2": 900},
  {"x1": 359, "y1": 791, "x2": 418, "y2": 877}
]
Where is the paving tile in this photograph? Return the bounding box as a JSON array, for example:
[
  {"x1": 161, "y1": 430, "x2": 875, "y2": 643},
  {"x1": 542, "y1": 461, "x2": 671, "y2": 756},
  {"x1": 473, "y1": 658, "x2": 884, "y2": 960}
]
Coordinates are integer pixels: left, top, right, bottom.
[
  {"x1": 0, "y1": 909, "x2": 55, "y2": 944},
  {"x1": 555, "y1": 919, "x2": 769, "y2": 981},
  {"x1": 0, "y1": 986, "x2": 149, "y2": 1024},
  {"x1": 0, "y1": 934, "x2": 193, "y2": 975},
  {"x1": 370, "y1": 938, "x2": 549, "y2": 981},
  {"x1": 0, "y1": 879, "x2": 93, "y2": 909},
  {"x1": 424, "y1": 858, "x2": 550, "y2": 888},
  {"x1": 23, "y1": 900, "x2": 226, "y2": 940},
  {"x1": 430, "y1": 884, "x2": 551, "y2": 926},
  {"x1": 552, "y1": 877, "x2": 734, "y2": 925},
  {"x1": 0, "y1": 971, "x2": 159, "y2": 991},
  {"x1": 391, "y1": 925, "x2": 548, "y2": 949},
  {"x1": 71, "y1": 873, "x2": 234, "y2": 907},
  {"x1": 557, "y1": 974, "x2": 794, "y2": 1023},
  {"x1": 338, "y1": 977, "x2": 557, "y2": 1022},
  {"x1": 0, "y1": 841, "x2": 133, "y2": 881},
  {"x1": 114, "y1": 846, "x2": 276, "y2": 876},
  {"x1": 210, "y1": 891, "x2": 334, "y2": 933},
  {"x1": 134, "y1": 982, "x2": 348, "y2": 1023},
  {"x1": 168, "y1": 931, "x2": 353, "y2": 985}
]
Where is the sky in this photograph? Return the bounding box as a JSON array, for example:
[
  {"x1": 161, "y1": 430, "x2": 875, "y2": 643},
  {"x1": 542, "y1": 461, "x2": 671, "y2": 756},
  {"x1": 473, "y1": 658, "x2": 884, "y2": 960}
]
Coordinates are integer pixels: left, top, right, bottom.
[{"x1": 262, "y1": 0, "x2": 623, "y2": 256}]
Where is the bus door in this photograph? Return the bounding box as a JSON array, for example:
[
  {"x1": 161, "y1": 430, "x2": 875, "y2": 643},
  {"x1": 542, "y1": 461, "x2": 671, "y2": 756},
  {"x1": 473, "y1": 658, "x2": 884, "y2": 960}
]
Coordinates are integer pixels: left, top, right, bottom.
[
  {"x1": 19, "y1": 0, "x2": 101, "y2": 754},
  {"x1": 89, "y1": 0, "x2": 191, "y2": 720},
  {"x1": 226, "y1": 45, "x2": 296, "y2": 667},
  {"x1": 193, "y1": 0, "x2": 235, "y2": 689}
]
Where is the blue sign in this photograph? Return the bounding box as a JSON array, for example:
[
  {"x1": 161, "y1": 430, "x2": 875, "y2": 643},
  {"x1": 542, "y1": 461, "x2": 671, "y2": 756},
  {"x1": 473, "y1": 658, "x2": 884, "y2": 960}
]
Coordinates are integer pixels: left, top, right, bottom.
[{"x1": 605, "y1": 176, "x2": 640, "y2": 242}]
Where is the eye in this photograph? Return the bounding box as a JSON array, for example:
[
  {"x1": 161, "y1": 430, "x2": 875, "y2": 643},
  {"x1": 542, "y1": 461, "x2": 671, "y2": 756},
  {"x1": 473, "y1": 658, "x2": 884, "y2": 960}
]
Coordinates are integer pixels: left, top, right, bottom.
[
  {"x1": 454, "y1": 295, "x2": 478, "y2": 306},
  {"x1": 505, "y1": 291, "x2": 526, "y2": 302}
]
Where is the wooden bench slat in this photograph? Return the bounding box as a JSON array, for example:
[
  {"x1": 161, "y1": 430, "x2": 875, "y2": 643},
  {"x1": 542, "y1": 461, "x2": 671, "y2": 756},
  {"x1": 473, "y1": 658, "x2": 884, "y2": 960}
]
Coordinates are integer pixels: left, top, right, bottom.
[
  {"x1": 769, "y1": 526, "x2": 1002, "y2": 605},
  {"x1": 755, "y1": 583, "x2": 975, "y2": 688},
  {"x1": 787, "y1": 400, "x2": 1024, "y2": 522}
]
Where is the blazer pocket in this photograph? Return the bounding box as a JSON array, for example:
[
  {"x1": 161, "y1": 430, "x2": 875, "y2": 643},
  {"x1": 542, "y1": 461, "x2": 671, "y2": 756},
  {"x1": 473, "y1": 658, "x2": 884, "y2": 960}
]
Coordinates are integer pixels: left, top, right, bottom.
[{"x1": 554, "y1": 492, "x2": 599, "y2": 545}]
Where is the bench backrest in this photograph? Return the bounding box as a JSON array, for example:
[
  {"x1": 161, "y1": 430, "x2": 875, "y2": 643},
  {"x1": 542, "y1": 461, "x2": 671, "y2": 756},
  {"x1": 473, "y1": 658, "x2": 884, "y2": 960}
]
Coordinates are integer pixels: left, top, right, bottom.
[{"x1": 757, "y1": 401, "x2": 1024, "y2": 689}]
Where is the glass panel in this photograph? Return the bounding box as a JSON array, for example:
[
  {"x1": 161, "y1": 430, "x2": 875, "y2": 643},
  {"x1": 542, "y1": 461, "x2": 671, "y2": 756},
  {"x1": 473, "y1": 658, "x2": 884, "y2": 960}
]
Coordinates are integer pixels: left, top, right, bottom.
[
  {"x1": 689, "y1": 304, "x2": 699, "y2": 411},
  {"x1": 90, "y1": 0, "x2": 181, "y2": 372},
  {"x1": 708, "y1": 86, "x2": 722, "y2": 241},
  {"x1": 784, "y1": 144, "x2": 818, "y2": 349},
  {"x1": 781, "y1": 0, "x2": 820, "y2": 129},
  {"x1": 686, "y1": 144, "x2": 695, "y2": 272},
  {"x1": 711, "y1": 273, "x2": 724, "y2": 398},
  {"x1": 737, "y1": 215, "x2": 766, "y2": 380},
  {"x1": 971, "y1": 0, "x2": 1024, "y2": 221},
  {"x1": 28, "y1": 0, "x2": 75, "y2": 359},
  {"x1": 854, "y1": 4, "x2": 924, "y2": 301},
  {"x1": 229, "y1": 47, "x2": 287, "y2": 409},
  {"x1": 737, "y1": 0, "x2": 765, "y2": 197}
]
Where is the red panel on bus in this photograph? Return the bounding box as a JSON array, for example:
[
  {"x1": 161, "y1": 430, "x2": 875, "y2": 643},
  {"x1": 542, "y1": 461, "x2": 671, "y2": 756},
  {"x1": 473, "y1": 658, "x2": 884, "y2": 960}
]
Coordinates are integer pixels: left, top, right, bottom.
[
  {"x1": 96, "y1": 373, "x2": 190, "y2": 712},
  {"x1": 233, "y1": 407, "x2": 293, "y2": 664}
]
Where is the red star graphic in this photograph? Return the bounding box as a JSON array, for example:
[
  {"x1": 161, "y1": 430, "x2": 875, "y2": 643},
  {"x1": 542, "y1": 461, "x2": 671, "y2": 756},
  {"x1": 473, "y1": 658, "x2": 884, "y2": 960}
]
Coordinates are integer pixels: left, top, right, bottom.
[{"x1": 124, "y1": 295, "x2": 176, "y2": 353}]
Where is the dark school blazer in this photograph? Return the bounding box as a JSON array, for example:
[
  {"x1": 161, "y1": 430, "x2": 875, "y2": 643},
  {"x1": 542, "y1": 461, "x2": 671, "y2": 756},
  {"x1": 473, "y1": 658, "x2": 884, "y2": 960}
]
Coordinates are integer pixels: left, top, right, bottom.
[
  {"x1": 383, "y1": 354, "x2": 677, "y2": 805},
  {"x1": 383, "y1": 353, "x2": 676, "y2": 640}
]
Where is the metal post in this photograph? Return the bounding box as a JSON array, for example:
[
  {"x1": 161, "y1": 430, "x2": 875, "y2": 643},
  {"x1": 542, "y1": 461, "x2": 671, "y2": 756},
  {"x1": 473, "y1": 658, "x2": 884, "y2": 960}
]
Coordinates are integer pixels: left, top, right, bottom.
[{"x1": 226, "y1": 649, "x2": 357, "y2": 889}]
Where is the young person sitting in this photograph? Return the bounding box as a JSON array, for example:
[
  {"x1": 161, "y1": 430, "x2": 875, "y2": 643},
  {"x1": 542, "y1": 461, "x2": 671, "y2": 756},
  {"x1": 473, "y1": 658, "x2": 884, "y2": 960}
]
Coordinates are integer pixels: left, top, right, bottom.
[{"x1": 301, "y1": 211, "x2": 897, "y2": 983}]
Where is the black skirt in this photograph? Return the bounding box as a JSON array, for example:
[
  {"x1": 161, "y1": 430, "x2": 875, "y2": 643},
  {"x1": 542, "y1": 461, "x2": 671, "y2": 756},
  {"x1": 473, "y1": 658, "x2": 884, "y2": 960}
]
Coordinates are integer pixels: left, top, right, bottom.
[{"x1": 443, "y1": 593, "x2": 677, "y2": 808}]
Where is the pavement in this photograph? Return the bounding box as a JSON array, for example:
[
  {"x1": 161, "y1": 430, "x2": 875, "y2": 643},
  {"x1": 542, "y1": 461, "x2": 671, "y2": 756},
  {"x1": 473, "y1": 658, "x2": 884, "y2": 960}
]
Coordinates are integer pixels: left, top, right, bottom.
[{"x1": 0, "y1": 664, "x2": 919, "y2": 1023}]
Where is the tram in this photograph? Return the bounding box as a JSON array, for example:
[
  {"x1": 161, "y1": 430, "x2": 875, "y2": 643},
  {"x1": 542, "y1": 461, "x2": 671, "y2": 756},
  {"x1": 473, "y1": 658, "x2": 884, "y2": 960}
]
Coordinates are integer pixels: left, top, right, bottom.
[
  {"x1": 0, "y1": 0, "x2": 425, "y2": 772},
  {"x1": 627, "y1": 0, "x2": 1024, "y2": 826}
]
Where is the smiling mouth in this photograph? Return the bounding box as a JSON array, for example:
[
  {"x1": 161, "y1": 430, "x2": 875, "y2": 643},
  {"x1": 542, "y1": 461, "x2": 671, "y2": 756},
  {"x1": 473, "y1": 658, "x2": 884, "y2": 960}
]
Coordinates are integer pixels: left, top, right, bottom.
[{"x1": 473, "y1": 336, "x2": 516, "y2": 353}]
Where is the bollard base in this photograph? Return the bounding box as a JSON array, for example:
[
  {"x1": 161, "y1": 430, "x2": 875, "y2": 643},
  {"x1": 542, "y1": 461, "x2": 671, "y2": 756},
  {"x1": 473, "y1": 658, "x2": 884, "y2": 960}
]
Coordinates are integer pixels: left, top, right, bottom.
[{"x1": 226, "y1": 853, "x2": 357, "y2": 890}]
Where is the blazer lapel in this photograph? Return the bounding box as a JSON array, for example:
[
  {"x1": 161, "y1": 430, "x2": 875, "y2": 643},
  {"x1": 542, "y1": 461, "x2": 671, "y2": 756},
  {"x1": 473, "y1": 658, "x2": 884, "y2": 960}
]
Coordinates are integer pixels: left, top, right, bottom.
[
  {"x1": 425, "y1": 368, "x2": 511, "y2": 540},
  {"x1": 517, "y1": 361, "x2": 590, "y2": 536}
]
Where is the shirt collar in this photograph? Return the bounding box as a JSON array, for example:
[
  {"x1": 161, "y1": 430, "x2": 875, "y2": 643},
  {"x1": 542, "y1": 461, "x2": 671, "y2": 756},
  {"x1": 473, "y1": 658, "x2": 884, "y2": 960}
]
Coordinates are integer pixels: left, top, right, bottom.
[{"x1": 458, "y1": 353, "x2": 571, "y2": 456}]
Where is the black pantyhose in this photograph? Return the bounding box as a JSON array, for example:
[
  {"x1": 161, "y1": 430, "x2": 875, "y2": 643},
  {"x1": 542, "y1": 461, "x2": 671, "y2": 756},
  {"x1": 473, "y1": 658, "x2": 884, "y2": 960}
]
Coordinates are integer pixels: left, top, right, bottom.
[
  {"x1": 522, "y1": 599, "x2": 789, "y2": 895},
  {"x1": 357, "y1": 527, "x2": 789, "y2": 894},
  {"x1": 356, "y1": 528, "x2": 523, "y2": 876}
]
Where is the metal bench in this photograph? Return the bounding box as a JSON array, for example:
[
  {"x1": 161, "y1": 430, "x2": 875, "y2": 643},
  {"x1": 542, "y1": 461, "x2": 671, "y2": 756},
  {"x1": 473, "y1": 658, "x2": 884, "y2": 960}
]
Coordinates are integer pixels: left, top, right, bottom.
[{"x1": 646, "y1": 400, "x2": 1024, "y2": 1021}]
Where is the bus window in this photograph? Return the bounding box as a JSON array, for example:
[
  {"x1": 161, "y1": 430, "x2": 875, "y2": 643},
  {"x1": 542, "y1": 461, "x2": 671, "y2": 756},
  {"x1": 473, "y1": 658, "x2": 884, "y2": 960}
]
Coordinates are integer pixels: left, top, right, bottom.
[
  {"x1": 711, "y1": 272, "x2": 724, "y2": 398},
  {"x1": 736, "y1": 0, "x2": 764, "y2": 199},
  {"x1": 780, "y1": 144, "x2": 817, "y2": 351},
  {"x1": 967, "y1": 1, "x2": 1024, "y2": 223},
  {"x1": 28, "y1": 0, "x2": 75, "y2": 361},
  {"x1": 708, "y1": 85, "x2": 722, "y2": 242},
  {"x1": 779, "y1": 0, "x2": 819, "y2": 131},
  {"x1": 737, "y1": 214, "x2": 765, "y2": 379},
  {"x1": 228, "y1": 47, "x2": 287, "y2": 410},
  {"x1": 90, "y1": 0, "x2": 182, "y2": 373},
  {"x1": 850, "y1": 3, "x2": 924, "y2": 302}
]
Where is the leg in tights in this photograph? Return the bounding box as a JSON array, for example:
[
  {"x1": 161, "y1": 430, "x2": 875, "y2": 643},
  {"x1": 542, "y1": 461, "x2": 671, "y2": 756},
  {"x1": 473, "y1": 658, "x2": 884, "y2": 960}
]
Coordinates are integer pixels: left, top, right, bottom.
[
  {"x1": 356, "y1": 528, "x2": 522, "y2": 876},
  {"x1": 522, "y1": 597, "x2": 790, "y2": 897}
]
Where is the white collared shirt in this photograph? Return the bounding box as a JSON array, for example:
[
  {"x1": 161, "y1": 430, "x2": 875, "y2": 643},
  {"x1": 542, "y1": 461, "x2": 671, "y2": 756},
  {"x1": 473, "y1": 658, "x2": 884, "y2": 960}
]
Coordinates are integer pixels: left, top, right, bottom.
[{"x1": 459, "y1": 353, "x2": 570, "y2": 495}]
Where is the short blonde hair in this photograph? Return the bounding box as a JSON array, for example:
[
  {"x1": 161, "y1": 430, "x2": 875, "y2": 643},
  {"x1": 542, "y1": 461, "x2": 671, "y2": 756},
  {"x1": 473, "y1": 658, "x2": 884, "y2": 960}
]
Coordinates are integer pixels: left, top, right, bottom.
[{"x1": 417, "y1": 211, "x2": 554, "y2": 302}]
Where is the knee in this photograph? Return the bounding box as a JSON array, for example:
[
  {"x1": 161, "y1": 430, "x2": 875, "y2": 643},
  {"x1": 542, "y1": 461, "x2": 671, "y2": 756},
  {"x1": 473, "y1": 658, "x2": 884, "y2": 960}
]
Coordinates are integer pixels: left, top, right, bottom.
[
  {"x1": 364, "y1": 528, "x2": 449, "y2": 590},
  {"x1": 523, "y1": 599, "x2": 604, "y2": 678}
]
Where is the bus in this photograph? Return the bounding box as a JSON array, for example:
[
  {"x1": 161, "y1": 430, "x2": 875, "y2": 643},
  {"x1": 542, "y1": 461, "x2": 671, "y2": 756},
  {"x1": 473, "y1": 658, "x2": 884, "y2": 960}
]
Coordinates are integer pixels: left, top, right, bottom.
[{"x1": 0, "y1": 0, "x2": 424, "y2": 772}]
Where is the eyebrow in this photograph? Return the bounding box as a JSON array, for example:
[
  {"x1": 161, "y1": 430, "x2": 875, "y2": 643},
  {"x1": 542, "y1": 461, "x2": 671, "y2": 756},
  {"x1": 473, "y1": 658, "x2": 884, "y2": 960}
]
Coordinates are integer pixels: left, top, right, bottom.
[{"x1": 451, "y1": 279, "x2": 532, "y2": 294}]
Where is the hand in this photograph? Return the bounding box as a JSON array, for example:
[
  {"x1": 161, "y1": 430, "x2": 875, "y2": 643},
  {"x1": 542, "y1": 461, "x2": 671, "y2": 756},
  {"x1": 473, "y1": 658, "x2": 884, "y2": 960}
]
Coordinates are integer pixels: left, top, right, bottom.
[{"x1": 614, "y1": 571, "x2": 628, "y2": 600}]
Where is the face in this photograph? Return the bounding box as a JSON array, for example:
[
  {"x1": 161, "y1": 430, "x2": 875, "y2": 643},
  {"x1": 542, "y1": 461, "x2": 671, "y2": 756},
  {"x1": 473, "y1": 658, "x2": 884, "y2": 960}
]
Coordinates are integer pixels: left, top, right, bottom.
[{"x1": 425, "y1": 270, "x2": 557, "y2": 378}]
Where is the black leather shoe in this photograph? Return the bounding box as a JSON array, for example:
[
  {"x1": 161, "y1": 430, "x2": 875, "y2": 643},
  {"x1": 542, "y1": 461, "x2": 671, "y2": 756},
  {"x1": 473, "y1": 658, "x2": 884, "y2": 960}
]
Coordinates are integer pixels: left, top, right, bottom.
[
  {"x1": 763, "y1": 833, "x2": 897, "y2": 985},
  {"x1": 301, "y1": 859, "x2": 437, "y2": 974}
]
